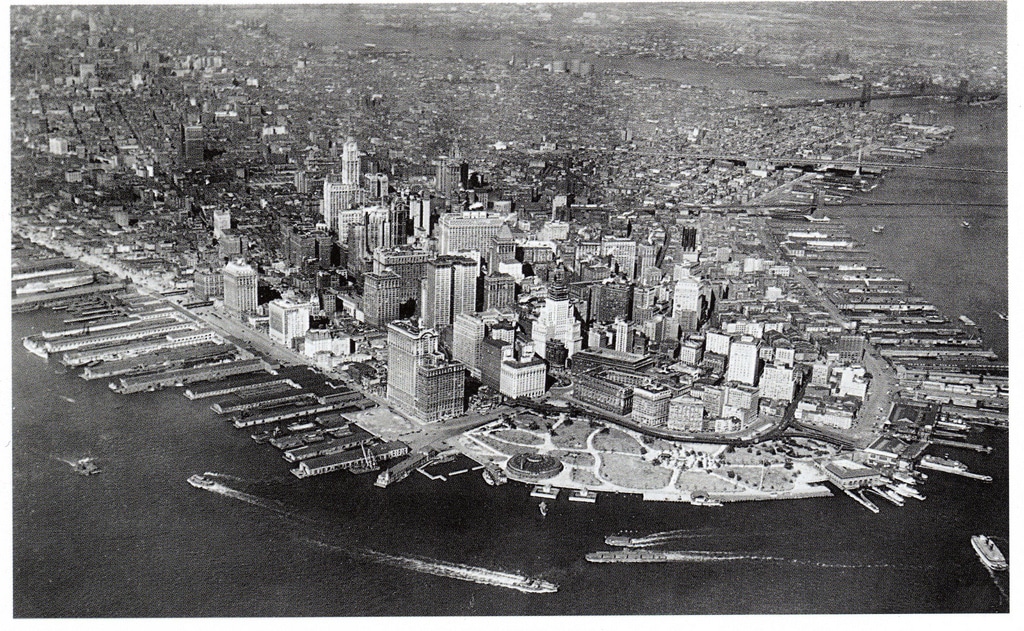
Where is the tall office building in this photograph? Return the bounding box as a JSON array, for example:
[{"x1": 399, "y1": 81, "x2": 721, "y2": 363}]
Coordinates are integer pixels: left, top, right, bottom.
[
  {"x1": 632, "y1": 384, "x2": 672, "y2": 427},
  {"x1": 410, "y1": 195, "x2": 433, "y2": 237},
  {"x1": 363, "y1": 270, "x2": 401, "y2": 327},
  {"x1": 212, "y1": 208, "x2": 231, "y2": 240},
  {"x1": 453, "y1": 313, "x2": 486, "y2": 377},
  {"x1": 437, "y1": 213, "x2": 509, "y2": 255},
  {"x1": 373, "y1": 247, "x2": 435, "y2": 309},
  {"x1": 268, "y1": 298, "x2": 311, "y2": 349},
  {"x1": 386, "y1": 321, "x2": 440, "y2": 414},
  {"x1": 487, "y1": 223, "x2": 516, "y2": 271},
  {"x1": 341, "y1": 136, "x2": 361, "y2": 186},
  {"x1": 483, "y1": 273, "x2": 516, "y2": 310},
  {"x1": 322, "y1": 178, "x2": 364, "y2": 231},
  {"x1": 592, "y1": 281, "x2": 634, "y2": 323},
  {"x1": 421, "y1": 258, "x2": 454, "y2": 330},
  {"x1": 222, "y1": 259, "x2": 258, "y2": 316},
  {"x1": 667, "y1": 395, "x2": 705, "y2": 431},
  {"x1": 435, "y1": 141, "x2": 462, "y2": 200},
  {"x1": 421, "y1": 256, "x2": 477, "y2": 330},
  {"x1": 637, "y1": 243, "x2": 659, "y2": 282},
  {"x1": 726, "y1": 336, "x2": 760, "y2": 386},
  {"x1": 531, "y1": 266, "x2": 583, "y2": 358},
  {"x1": 614, "y1": 319, "x2": 633, "y2": 353},
  {"x1": 499, "y1": 343, "x2": 546, "y2": 400},
  {"x1": 601, "y1": 237, "x2": 638, "y2": 280},
  {"x1": 415, "y1": 356, "x2": 466, "y2": 422},
  {"x1": 181, "y1": 124, "x2": 204, "y2": 167},
  {"x1": 759, "y1": 364, "x2": 796, "y2": 402},
  {"x1": 452, "y1": 257, "x2": 479, "y2": 320}
]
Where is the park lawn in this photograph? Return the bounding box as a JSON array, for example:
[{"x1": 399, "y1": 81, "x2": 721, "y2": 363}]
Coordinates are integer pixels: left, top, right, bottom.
[
  {"x1": 598, "y1": 453, "x2": 672, "y2": 489},
  {"x1": 492, "y1": 428, "x2": 544, "y2": 446},
  {"x1": 550, "y1": 450, "x2": 596, "y2": 468},
  {"x1": 550, "y1": 422, "x2": 592, "y2": 449},
  {"x1": 475, "y1": 434, "x2": 531, "y2": 456},
  {"x1": 592, "y1": 427, "x2": 644, "y2": 455},
  {"x1": 571, "y1": 467, "x2": 602, "y2": 488},
  {"x1": 674, "y1": 469, "x2": 742, "y2": 493}
]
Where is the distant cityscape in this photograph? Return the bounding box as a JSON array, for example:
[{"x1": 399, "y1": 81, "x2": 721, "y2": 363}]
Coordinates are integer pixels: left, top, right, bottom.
[{"x1": 11, "y1": 3, "x2": 1010, "y2": 617}]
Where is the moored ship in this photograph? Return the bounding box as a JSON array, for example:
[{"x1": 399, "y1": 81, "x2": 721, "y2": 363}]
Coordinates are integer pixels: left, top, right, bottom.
[{"x1": 971, "y1": 535, "x2": 1008, "y2": 571}]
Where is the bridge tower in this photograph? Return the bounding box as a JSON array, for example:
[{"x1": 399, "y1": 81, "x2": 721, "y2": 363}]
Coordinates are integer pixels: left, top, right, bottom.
[
  {"x1": 955, "y1": 78, "x2": 969, "y2": 103},
  {"x1": 859, "y1": 82, "x2": 873, "y2": 108}
]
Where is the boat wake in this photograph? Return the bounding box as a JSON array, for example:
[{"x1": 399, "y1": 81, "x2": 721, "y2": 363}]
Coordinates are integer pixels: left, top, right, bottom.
[
  {"x1": 189, "y1": 473, "x2": 290, "y2": 515},
  {"x1": 986, "y1": 567, "x2": 1009, "y2": 604},
  {"x1": 302, "y1": 538, "x2": 558, "y2": 594},
  {"x1": 188, "y1": 473, "x2": 557, "y2": 594},
  {"x1": 666, "y1": 550, "x2": 931, "y2": 570}
]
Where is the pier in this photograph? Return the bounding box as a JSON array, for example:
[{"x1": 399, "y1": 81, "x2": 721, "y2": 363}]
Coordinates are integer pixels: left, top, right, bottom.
[
  {"x1": 112, "y1": 358, "x2": 270, "y2": 394},
  {"x1": 929, "y1": 438, "x2": 993, "y2": 454}
]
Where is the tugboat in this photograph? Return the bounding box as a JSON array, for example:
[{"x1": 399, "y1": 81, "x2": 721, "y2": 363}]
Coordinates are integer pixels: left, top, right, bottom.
[{"x1": 971, "y1": 535, "x2": 1008, "y2": 571}]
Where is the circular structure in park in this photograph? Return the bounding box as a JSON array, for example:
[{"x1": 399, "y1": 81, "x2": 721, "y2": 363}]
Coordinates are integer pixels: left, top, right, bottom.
[{"x1": 506, "y1": 452, "x2": 563, "y2": 481}]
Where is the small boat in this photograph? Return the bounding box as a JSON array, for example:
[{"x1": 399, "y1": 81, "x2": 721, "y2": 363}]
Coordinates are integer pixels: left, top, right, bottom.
[
  {"x1": 539, "y1": 501, "x2": 549, "y2": 517},
  {"x1": 971, "y1": 535, "x2": 1008, "y2": 571},
  {"x1": 71, "y1": 457, "x2": 101, "y2": 476},
  {"x1": 962, "y1": 220, "x2": 971, "y2": 228},
  {"x1": 872, "y1": 225, "x2": 885, "y2": 234},
  {"x1": 995, "y1": 311, "x2": 1008, "y2": 322}
]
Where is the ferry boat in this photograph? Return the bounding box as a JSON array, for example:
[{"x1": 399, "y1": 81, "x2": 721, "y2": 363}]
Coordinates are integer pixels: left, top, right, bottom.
[
  {"x1": 919, "y1": 454, "x2": 967, "y2": 474},
  {"x1": 605, "y1": 535, "x2": 637, "y2": 547},
  {"x1": 187, "y1": 473, "x2": 217, "y2": 490},
  {"x1": 971, "y1": 535, "x2": 1008, "y2": 571}
]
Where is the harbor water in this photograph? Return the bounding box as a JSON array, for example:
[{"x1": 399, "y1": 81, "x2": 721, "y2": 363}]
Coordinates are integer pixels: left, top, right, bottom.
[{"x1": 13, "y1": 308, "x2": 1008, "y2": 616}]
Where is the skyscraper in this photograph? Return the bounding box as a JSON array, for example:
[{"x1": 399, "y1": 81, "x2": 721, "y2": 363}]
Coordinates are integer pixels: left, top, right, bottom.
[
  {"x1": 386, "y1": 321, "x2": 439, "y2": 414},
  {"x1": 363, "y1": 270, "x2": 401, "y2": 327},
  {"x1": 435, "y1": 141, "x2": 462, "y2": 200},
  {"x1": 421, "y1": 258, "x2": 454, "y2": 330},
  {"x1": 531, "y1": 265, "x2": 583, "y2": 358},
  {"x1": 373, "y1": 247, "x2": 435, "y2": 310},
  {"x1": 483, "y1": 273, "x2": 516, "y2": 310},
  {"x1": 415, "y1": 356, "x2": 466, "y2": 422},
  {"x1": 341, "y1": 136, "x2": 361, "y2": 186},
  {"x1": 452, "y1": 313, "x2": 486, "y2": 377},
  {"x1": 437, "y1": 213, "x2": 509, "y2": 256},
  {"x1": 386, "y1": 321, "x2": 465, "y2": 422},
  {"x1": 181, "y1": 124, "x2": 203, "y2": 167},
  {"x1": 726, "y1": 336, "x2": 761, "y2": 386},
  {"x1": 268, "y1": 298, "x2": 311, "y2": 349},
  {"x1": 222, "y1": 259, "x2": 258, "y2": 316},
  {"x1": 212, "y1": 208, "x2": 231, "y2": 240},
  {"x1": 421, "y1": 255, "x2": 477, "y2": 330}
]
